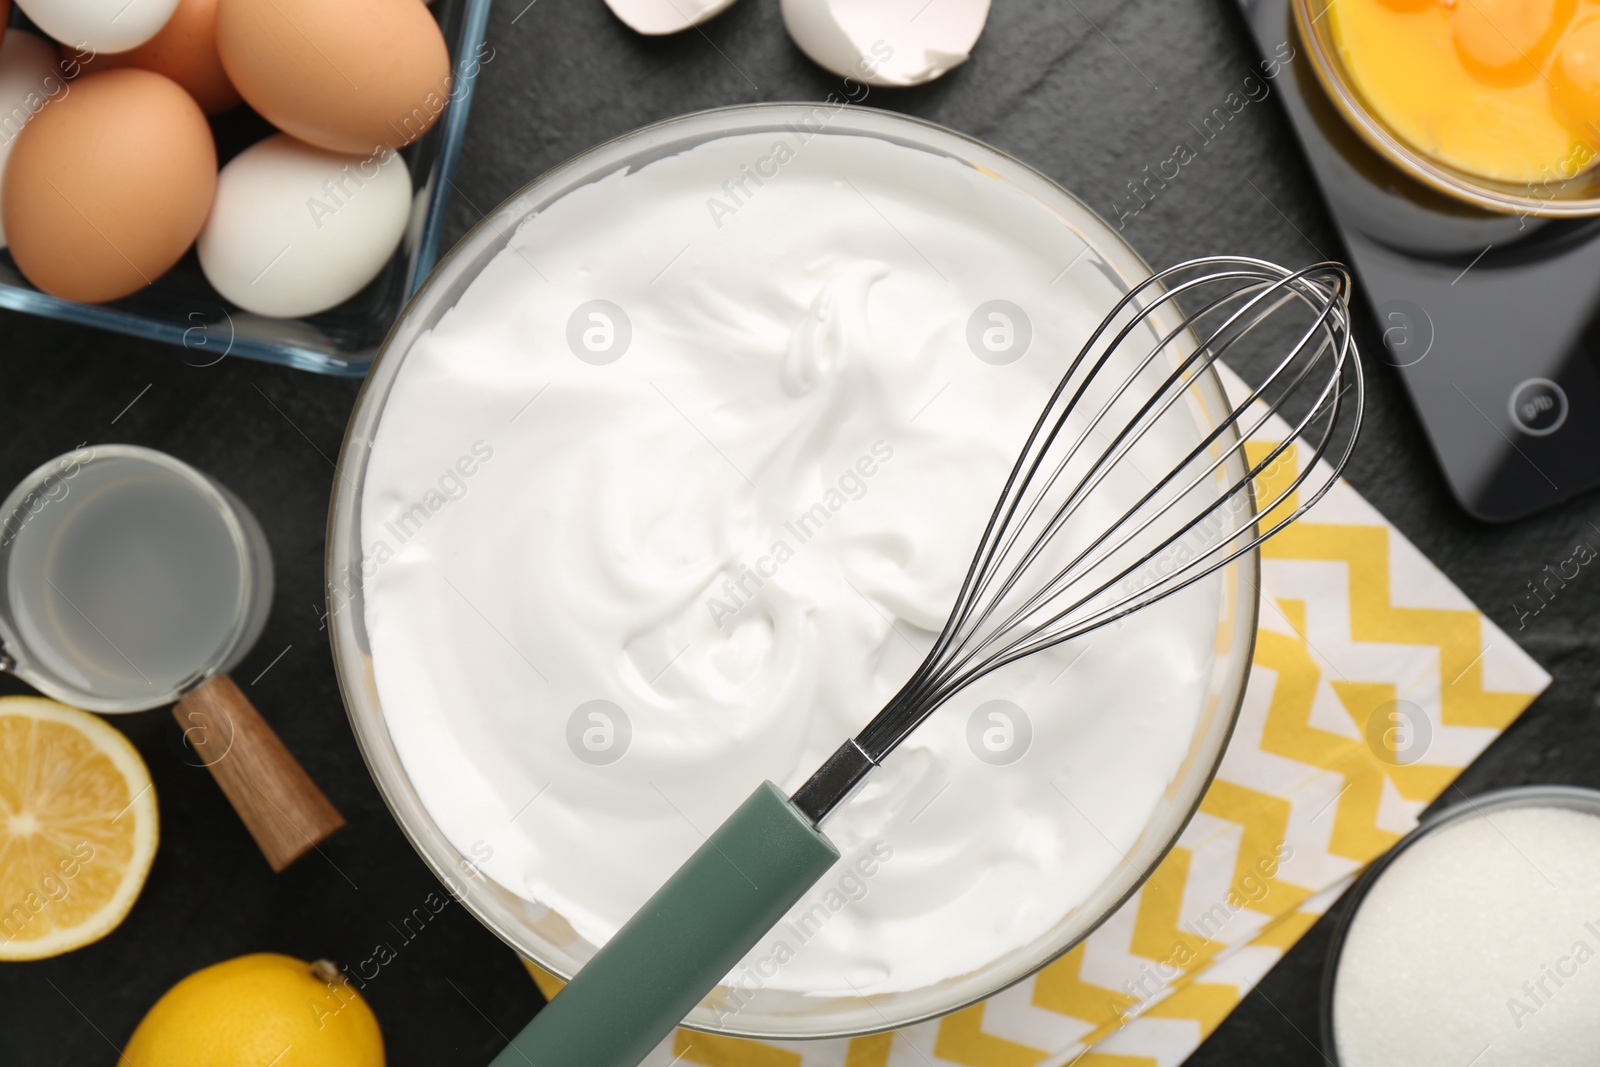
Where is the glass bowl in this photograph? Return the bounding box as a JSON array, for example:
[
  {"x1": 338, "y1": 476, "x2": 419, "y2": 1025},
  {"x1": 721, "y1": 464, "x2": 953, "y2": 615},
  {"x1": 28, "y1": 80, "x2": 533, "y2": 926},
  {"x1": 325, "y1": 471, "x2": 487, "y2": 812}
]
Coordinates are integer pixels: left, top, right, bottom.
[
  {"x1": 0, "y1": 0, "x2": 492, "y2": 377},
  {"x1": 1294, "y1": 0, "x2": 1600, "y2": 217},
  {"x1": 1320, "y1": 784, "x2": 1600, "y2": 1063},
  {"x1": 326, "y1": 103, "x2": 1261, "y2": 1039}
]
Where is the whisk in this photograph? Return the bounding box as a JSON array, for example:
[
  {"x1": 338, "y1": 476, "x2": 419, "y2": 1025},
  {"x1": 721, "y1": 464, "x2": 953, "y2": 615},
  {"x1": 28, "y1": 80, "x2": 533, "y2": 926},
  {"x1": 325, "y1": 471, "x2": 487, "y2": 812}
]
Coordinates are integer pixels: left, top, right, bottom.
[{"x1": 490, "y1": 256, "x2": 1363, "y2": 1067}]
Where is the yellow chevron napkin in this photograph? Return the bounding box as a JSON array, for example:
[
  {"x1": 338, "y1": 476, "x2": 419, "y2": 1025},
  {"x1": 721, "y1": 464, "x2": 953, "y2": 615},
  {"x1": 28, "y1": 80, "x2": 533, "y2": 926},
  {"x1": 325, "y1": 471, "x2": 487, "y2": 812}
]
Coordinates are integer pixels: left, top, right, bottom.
[{"x1": 521, "y1": 366, "x2": 1551, "y2": 1066}]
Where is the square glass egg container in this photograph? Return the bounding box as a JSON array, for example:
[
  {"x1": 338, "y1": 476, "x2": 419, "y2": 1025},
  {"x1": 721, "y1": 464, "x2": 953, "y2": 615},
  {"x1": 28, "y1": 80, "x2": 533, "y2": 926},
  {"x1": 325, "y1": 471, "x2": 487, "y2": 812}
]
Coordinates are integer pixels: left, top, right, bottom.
[{"x1": 0, "y1": 0, "x2": 492, "y2": 378}]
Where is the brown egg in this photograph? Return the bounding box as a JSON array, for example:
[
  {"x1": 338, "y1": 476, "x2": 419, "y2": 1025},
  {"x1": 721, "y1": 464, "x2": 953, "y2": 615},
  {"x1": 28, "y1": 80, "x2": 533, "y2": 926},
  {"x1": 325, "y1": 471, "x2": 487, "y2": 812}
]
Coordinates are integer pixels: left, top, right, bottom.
[
  {"x1": 74, "y1": 0, "x2": 242, "y2": 115},
  {"x1": 2, "y1": 69, "x2": 217, "y2": 303},
  {"x1": 216, "y1": 0, "x2": 451, "y2": 155}
]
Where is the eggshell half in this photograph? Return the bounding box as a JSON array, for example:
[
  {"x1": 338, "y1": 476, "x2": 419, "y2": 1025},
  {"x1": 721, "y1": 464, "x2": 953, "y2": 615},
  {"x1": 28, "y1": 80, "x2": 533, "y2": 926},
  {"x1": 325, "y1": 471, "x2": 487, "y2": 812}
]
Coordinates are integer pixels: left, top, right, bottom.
[
  {"x1": 782, "y1": 0, "x2": 990, "y2": 87},
  {"x1": 604, "y1": 0, "x2": 742, "y2": 35}
]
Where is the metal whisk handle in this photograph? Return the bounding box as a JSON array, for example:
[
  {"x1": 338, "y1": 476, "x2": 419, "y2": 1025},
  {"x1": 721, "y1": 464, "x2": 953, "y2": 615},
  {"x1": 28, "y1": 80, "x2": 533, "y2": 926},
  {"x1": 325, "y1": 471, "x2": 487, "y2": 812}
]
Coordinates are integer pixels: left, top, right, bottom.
[{"x1": 790, "y1": 738, "x2": 875, "y2": 823}]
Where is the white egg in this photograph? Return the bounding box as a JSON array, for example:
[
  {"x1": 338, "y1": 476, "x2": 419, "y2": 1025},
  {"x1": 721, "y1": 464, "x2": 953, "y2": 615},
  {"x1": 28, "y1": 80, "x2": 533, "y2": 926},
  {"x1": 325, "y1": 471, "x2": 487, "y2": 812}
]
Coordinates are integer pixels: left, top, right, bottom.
[
  {"x1": 782, "y1": 0, "x2": 990, "y2": 87},
  {"x1": 15, "y1": 0, "x2": 181, "y2": 55},
  {"x1": 604, "y1": 0, "x2": 742, "y2": 35},
  {"x1": 0, "y1": 31, "x2": 64, "y2": 249},
  {"x1": 198, "y1": 133, "x2": 412, "y2": 319}
]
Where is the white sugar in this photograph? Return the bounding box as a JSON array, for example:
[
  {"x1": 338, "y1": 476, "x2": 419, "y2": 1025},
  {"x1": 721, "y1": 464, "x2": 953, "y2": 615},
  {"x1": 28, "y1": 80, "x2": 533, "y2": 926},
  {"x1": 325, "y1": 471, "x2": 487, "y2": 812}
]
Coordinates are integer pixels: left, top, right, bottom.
[{"x1": 1333, "y1": 805, "x2": 1600, "y2": 1067}]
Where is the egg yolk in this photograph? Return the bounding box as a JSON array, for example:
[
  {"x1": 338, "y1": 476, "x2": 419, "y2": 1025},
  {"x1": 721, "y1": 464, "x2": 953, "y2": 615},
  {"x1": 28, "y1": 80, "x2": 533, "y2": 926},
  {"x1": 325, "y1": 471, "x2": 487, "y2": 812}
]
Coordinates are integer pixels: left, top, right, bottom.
[
  {"x1": 1452, "y1": 0, "x2": 1571, "y2": 84},
  {"x1": 1328, "y1": 0, "x2": 1600, "y2": 186},
  {"x1": 1553, "y1": 16, "x2": 1600, "y2": 134}
]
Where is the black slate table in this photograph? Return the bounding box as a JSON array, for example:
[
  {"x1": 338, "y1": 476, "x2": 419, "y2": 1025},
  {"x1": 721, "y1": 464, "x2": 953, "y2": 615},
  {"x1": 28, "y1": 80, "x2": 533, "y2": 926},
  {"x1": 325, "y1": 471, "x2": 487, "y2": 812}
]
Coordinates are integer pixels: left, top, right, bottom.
[{"x1": 4, "y1": 1, "x2": 1599, "y2": 1064}]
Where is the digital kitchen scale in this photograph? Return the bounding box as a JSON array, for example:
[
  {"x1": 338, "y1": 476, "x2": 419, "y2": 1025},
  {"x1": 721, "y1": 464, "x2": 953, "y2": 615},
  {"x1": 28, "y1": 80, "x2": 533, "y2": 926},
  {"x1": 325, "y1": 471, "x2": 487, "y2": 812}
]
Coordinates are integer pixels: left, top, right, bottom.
[{"x1": 1237, "y1": 0, "x2": 1600, "y2": 521}]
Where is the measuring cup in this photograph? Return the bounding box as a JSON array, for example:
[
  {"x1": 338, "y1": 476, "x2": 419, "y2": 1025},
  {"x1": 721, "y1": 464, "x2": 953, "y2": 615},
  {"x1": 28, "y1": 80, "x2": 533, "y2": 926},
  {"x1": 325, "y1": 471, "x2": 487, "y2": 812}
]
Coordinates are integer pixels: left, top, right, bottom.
[{"x1": 0, "y1": 444, "x2": 343, "y2": 870}]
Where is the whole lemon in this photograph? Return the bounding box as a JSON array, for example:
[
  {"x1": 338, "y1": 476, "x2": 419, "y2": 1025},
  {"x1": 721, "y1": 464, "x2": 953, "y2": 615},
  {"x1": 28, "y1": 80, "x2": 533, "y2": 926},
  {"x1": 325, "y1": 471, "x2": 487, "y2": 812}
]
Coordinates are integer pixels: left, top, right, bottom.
[{"x1": 124, "y1": 953, "x2": 384, "y2": 1067}]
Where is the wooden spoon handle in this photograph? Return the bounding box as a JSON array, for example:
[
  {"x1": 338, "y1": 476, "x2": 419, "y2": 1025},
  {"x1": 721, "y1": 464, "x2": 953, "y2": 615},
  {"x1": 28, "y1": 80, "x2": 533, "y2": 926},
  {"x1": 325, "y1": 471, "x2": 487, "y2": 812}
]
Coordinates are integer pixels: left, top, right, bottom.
[{"x1": 174, "y1": 675, "x2": 345, "y2": 871}]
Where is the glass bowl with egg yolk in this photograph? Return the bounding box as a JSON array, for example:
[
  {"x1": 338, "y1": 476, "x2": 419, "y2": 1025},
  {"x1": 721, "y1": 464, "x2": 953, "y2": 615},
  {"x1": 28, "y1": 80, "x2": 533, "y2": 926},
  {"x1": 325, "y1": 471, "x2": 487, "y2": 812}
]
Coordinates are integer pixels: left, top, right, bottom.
[{"x1": 1296, "y1": 0, "x2": 1600, "y2": 215}]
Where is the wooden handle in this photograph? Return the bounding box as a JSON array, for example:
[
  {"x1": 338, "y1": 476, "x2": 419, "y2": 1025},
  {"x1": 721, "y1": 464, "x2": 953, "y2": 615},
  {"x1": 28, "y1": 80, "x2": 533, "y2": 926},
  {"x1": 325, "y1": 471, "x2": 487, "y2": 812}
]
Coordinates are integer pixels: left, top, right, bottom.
[{"x1": 174, "y1": 675, "x2": 345, "y2": 872}]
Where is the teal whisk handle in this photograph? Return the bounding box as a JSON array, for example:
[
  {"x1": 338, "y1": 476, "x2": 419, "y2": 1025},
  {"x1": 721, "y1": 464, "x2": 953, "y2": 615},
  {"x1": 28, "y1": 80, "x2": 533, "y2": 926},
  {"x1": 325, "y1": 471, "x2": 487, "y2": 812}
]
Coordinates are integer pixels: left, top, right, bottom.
[{"x1": 490, "y1": 780, "x2": 839, "y2": 1067}]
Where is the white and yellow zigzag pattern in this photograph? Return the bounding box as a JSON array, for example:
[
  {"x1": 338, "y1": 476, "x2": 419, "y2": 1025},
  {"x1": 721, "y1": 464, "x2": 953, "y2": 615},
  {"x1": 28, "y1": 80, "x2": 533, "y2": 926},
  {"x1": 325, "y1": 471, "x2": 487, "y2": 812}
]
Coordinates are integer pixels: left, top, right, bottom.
[{"x1": 523, "y1": 398, "x2": 1551, "y2": 1066}]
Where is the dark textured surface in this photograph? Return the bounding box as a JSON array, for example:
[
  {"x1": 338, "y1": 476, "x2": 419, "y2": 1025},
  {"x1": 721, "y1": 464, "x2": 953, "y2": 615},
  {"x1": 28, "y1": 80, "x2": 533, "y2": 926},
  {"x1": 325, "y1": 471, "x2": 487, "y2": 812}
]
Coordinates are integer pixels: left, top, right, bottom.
[{"x1": 2, "y1": 1, "x2": 1598, "y2": 1064}]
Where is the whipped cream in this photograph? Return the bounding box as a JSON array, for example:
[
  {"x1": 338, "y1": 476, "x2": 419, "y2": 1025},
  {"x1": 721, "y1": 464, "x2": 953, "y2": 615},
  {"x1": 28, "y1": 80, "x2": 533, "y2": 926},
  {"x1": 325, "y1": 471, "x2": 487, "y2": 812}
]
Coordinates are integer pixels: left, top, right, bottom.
[{"x1": 362, "y1": 127, "x2": 1224, "y2": 996}]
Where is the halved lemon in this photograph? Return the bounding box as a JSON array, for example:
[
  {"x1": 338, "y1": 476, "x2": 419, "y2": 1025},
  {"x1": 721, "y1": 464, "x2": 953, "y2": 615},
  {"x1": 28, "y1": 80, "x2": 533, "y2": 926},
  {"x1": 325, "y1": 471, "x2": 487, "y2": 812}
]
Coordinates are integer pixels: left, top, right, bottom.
[{"x1": 0, "y1": 696, "x2": 158, "y2": 960}]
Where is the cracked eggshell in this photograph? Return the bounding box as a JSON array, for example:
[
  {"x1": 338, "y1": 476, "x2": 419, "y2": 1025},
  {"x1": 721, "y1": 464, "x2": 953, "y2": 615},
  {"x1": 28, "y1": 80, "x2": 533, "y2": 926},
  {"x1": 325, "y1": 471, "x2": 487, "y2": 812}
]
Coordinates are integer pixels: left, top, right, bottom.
[
  {"x1": 603, "y1": 0, "x2": 741, "y2": 35},
  {"x1": 782, "y1": 0, "x2": 990, "y2": 86},
  {"x1": 197, "y1": 133, "x2": 412, "y2": 318}
]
